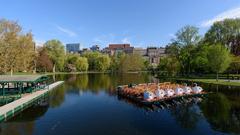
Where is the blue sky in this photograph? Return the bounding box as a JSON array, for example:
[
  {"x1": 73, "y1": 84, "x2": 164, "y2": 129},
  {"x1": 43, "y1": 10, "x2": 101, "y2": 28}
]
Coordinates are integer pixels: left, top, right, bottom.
[{"x1": 1, "y1": 0, "x2": 240, "y2": 48}]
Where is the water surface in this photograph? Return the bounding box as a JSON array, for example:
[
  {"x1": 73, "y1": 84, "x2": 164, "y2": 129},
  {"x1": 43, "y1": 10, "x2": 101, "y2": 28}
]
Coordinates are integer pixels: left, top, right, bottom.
[{"x1": 1, "y1": 73, "x2": 240, "y2": 135}]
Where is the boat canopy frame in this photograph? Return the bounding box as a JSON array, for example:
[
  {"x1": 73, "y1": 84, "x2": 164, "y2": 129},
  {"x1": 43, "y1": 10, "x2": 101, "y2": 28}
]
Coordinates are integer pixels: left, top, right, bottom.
[{"x1": 0, "y1": 75, "x2": 49, "y2": 105}]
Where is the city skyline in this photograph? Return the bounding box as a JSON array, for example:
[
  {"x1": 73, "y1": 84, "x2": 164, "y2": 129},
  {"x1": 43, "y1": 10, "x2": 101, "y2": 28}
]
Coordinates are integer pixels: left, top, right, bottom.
[{"x1": 1, "y1": 0, "x2": 240, "y2": 48}]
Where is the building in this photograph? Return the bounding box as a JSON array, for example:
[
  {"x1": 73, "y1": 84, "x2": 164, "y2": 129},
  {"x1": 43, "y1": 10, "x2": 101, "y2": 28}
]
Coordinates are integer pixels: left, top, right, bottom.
[
  {"x1": 79, "y1": 48, "x2": 91, "y2": 54},
  {"x1": 104, "y1": 44, "x2": 134, "y2": 56},
  {"x1": 90, "y1": 45, "x2": 100, "y2": 51},
  {"x1": 133, "y1": 48, "x2": 147, "y2": 56},
  {"x1": 146, "y1": 47, "x2": 166, "y2": 66},
  {"x1": 66, "y1": 43, "x2": 81, "y2": 53}
]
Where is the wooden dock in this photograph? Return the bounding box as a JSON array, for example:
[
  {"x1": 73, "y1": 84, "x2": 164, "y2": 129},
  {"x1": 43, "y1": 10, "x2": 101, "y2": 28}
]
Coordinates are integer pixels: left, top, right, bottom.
[{"x1": 0, "y1": 81, "x2": 64, "y2": 122}]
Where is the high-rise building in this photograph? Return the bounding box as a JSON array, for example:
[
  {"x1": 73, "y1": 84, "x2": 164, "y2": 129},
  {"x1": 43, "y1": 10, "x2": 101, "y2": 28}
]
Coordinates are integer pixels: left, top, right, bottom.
[{"x1": 66, "y1": 43, "x2": 81, "y2": 53}]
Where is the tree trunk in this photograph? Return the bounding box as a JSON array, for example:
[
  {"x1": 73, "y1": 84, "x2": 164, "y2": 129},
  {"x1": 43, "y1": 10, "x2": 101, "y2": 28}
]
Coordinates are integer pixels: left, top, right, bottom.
[
  {"x1": 53, "y1": 64, "x2": 56, "y2": 73},
  {"x1": 10, "y1": 68, "x2": 13, "y2": 76},
  {"x1": 216, "y1": 72, "x2": 219, "y2": 82}
]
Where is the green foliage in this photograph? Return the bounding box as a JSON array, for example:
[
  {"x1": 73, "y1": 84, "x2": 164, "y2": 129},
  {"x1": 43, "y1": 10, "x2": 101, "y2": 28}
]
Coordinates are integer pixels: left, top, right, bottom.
[
  {"x1": 207, "y1": 44, "x2": 231, "y2": 81},
  {"x1": 82, "y1": 51, "x2": 110, "y2": 71},
  {"x1": 119, "y1": 53, "x2": 145, "y2": 72},
  {"x1": 169, "y1": 25, "x2": 201, "y2": 75},
  {"x1": 76, "y1": 57, "x2": 88, "y2": 71},
  {"x1": 95, "y1": 55, "x2": 111, "y2": 71},
  {"x1": 44, "y1": 39, "x2": 65, "y2": 72},
  {"x1": 158, "y1": 56, "x2": 180, "y2": 76},
  {"x1": 204, "y1": 19, "x2": 240, "y2": 55},
  {"x1": 173, "y1": 25, "x2": 201, "y2": 47},
  {"x1": 191, "y1": 44, "x2": 209, "y2": 73},
  {"x1": 65, "y1": 53, "x2": 88, "y2": 72},
  {"x1": 229, "y1": 55, "x2": 240, "y2": 74}
]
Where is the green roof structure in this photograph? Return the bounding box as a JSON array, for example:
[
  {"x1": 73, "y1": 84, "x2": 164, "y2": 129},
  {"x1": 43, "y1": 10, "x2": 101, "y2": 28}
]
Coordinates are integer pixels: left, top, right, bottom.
[{"x1": 0, "y1": 75, "x2": 48, "y2": 83}]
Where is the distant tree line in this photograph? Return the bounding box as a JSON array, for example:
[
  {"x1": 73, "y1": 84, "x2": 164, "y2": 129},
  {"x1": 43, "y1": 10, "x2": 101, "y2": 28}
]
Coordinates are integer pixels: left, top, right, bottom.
[
  {"x1": 0, "y1": 18, "x2": 146, "y2": 74},
  {"x1": 159, "y1": 19, "x2": 240, "y2": 81},
  {"x1": 1, "y1": 18, "x2": 240, "y2": 78}
]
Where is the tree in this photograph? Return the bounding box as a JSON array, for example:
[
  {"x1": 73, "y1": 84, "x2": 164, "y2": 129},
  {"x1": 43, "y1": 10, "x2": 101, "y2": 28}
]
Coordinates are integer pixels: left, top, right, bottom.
[
  {"x1": 94, "y1": 55, "x2": 110, "y2": 71},
  {"x1": 173, "y1": 25, "x2": 201, "y2": 47},
  {"x1": 229, "y1": 55, "x2": 240, "y2": 74},
  {"x1": 82, "y1": 52, "x2": 110, "y2": 71},
  {"x1": 44, "y1": 40, "x2": 65, "y2": 72},
  {"x1": 36, "y1": 47, "x2": 53, "y2": 72},
  {"x1": 75, "y1": 57, "x2": 88, "y2": 71},
  {"x1": 204, "y1": 18, "x2": 240, "y2": 55},
  {"x1": 158, "y1": 56, "x2": 180, "y2": 76},
  {"x1": 171, "y1": 25, "x2": 201, "y2": 76},
  {"x1": 119, "y1": 53, "x2": 145, "y2": 72},
  {"x1": 207, "y1": 44, "x2": 231, "y2": 81},
  {"x1": 0, "y1": 19, "x2": 35, "y2": 75},
  {"x1": 191, "y1": 44, "x2": 209, "y2": 73},
  {"x1": 82, "y1": 51, "x2": 101, "y2": 71},
  {"x1": 109, "y1": 52, "x2": 125, "y2": 72}
]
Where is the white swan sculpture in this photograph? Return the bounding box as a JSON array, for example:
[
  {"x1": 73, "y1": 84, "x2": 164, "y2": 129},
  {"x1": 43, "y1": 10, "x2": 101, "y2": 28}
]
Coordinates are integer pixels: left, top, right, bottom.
[
  {"x1": 143, "y1": 90, "x2": 155, "y2": 101},
  {"x1": 192, "y1": 83, "x2": 203, "y2": 93},
  {"x1": 155, "y1": 86, "x2": 165, "y2": 98},
  {"x1": 166, "y1": 87, "x2": 175, "y2": 97},
  {"x1": 175, "y1": 85, "x2": 184, "y2": 95},
  {"x1": 183, "y1": 83, "x2": 192, "y2": 94}
]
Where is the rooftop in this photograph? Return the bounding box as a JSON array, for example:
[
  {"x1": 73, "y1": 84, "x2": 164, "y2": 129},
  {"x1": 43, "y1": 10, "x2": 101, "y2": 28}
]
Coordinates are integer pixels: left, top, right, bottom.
[{"x1": 0, "y1": 75, "x2": 48, "y2": 82}]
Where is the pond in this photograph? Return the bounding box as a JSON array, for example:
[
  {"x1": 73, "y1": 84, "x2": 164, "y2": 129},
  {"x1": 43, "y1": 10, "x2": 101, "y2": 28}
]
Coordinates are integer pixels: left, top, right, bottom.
[{"x1": 0, "y1": 73, "x2": 240, "y2": 135}]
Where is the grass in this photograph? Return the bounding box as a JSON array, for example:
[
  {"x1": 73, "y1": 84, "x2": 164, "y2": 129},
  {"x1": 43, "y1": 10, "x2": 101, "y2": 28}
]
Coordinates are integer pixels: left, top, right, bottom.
[{"x1": 177, "y1": 78, "x2": 240, "y2": 86}]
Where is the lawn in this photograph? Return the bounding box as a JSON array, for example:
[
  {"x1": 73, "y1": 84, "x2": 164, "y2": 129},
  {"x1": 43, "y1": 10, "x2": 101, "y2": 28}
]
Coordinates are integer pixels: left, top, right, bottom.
[{"x1": 177, "y1": 78, "x2": 240, "y2": 86}]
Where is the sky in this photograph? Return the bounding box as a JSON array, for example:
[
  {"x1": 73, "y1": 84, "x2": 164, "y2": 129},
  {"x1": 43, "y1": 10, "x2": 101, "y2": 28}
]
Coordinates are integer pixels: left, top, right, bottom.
[{"x1": 1, "y1": 0, "x2": 240, "y2": 49}]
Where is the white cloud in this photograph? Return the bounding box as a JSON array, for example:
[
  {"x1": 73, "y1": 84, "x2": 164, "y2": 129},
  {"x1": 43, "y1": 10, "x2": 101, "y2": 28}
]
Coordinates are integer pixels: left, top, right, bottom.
[
  {"x1": 35, "y1": 39, "x2": 45, "y2": 46},
  {"x1": 121, "y1": 37, "x2": 131, "y2": 44},
  {"x1": 56, "y1": 25, "x2": 77, "y2": 37},
  {"x1": 201, "y1": 7, "x2": 240, "y2": 27}
]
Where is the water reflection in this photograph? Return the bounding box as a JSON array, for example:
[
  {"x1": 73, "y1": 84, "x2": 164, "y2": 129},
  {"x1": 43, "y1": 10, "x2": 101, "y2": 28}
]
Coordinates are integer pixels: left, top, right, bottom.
[
  {"x1": 1, "y1": 73, "x2": 240, "y2": 135},
  {"x1": 200, "y1": 93, "x2": 240, "y2": 134}
]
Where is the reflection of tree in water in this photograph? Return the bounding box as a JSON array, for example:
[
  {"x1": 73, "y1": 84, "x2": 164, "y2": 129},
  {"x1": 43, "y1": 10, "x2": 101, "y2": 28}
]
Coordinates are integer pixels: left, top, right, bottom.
[
  {"x1": 0, "y1": 121, "x2": 35, "y2": 135},
  {"x1": 200, "y1": 93, "x2": 240, "y2": 134},
  {"x1": 61, "y1": 73, "x2": 152, "y2": 95},
  {"x1": 116, "y1": 73, "x2": 150, "y2": 85},
  {"x1": 0, "y1": 105, "x2": 48, "y2": 135},
  {"x1": 170, "y1": 103, "x2": 202, "y2": 130},
  {"x1": 49, "y1": 84, "x2": 66, "y2": 108}
]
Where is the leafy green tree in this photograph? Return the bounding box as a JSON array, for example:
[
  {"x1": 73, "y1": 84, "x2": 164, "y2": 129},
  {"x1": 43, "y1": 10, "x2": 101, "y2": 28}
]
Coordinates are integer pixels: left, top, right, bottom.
[
  {"x1": 173, "y1": 25, "x2": 201, "y2": 47},
  {"x1": 158, "y1": 56, "x2": 180, "y2": 76},
  {"x1": 171, "y1": 25, "x2": 201, "y2": 76},
  {"x1": 109, "y1": 52, "x2": 125, "y2": 72},
  {"x1": 204, "y1": 18, "x2": 240, "y2": 55},
  {"x1": 207, "y1": 44, "x2": 231, "y2": 81},
  {"x1": 119, "y1": 53, "x2": 145, "y2": 72},
  {"x1": 191, "y1": 44, "x2": 209, "y2": 73},
  {"x1": 44, "y1": 40, "x2": 65, "y2": 72},
  {"x1": 229, "y1": 55, "x2": 240, "y2": 74},
  {"x1": 76, "y1": 57, "x2": 88, "y2": 71},
  {"x1": 82, "y1": 51, "x2": 101, "y2": 71},
  {"x1": 95, "y1": 55, "x2": 110, "y2": 71}
]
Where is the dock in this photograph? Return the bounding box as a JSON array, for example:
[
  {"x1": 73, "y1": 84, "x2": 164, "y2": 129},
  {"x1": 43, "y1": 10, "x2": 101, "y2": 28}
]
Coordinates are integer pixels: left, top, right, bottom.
[
  {"x1": 0, "y1": 81, "x2": 64, "y2": 122},
  {"x1": 117, "y1": 82, "x2": 207, "y2": 106}
]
